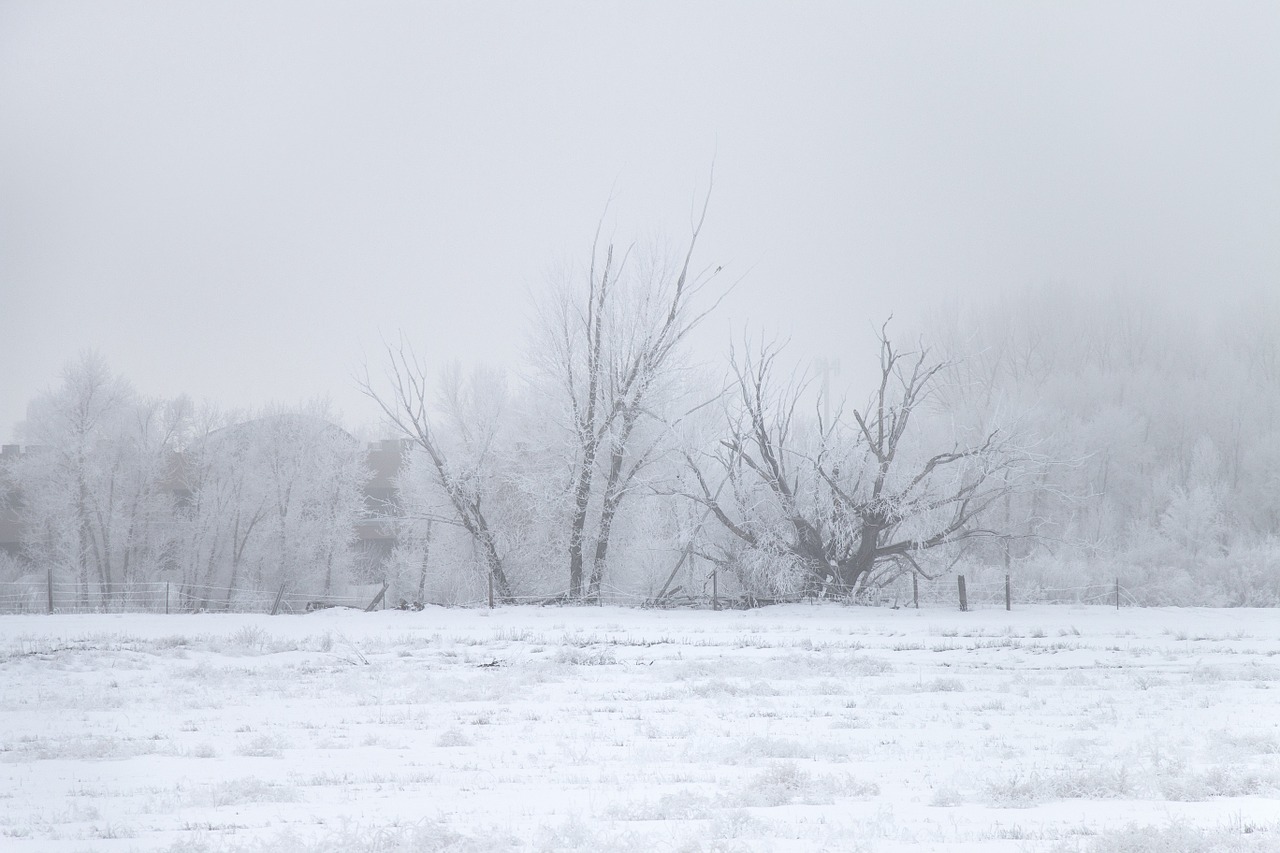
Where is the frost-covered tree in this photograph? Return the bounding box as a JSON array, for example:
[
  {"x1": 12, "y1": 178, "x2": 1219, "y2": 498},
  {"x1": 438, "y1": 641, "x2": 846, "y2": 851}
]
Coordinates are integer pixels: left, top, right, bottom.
[
  {"x1": 533, "y1": 193, "x2": 724, "y2": 598},
  {"x1": 922, "y1": 285, "x2": 1280, "y2": 603},
  {"x1": 12, "y1": 353, "x2": 187, "y2": 607},
  {"x1": 172, "y1": 407, "x2": 266, "y2": 606},
  {"x1": 681, "y1": 329, "x2": 1024, "y2": 598},
  {"x1": 174, "y1": 404, "x2": 369, "y2": 608},
  {"x1": 361, "y1": 343, "x2": 515, "y2": 601}
]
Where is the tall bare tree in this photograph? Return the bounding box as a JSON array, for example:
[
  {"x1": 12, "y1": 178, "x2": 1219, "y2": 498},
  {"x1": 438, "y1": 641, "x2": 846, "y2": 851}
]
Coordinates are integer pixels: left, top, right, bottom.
[
  {"x1": 360, "y1": 340, "x2": 513, "y2": 601},
  {"x1": 538, "y1": 192, "x2": 725, "y2": 598}
]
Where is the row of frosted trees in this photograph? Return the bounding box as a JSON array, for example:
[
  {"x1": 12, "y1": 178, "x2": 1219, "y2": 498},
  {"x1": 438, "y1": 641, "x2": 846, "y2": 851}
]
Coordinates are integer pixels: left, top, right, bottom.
[
  {"x1": 361, "y1": 204, "x2": 1030, "y2": 607},
  {"x1": 4, "y1": 208, "x2": 1278, "y2": 608},
  {"x1": 0, "y1": 358, "x2": 369, "y2": 610},
  {"x1": 927, "y1": 286, "x2": 1280, "y2": 605},
  {"x1": 360, "y1": 210, "x2": 1280, "y2": 607}
]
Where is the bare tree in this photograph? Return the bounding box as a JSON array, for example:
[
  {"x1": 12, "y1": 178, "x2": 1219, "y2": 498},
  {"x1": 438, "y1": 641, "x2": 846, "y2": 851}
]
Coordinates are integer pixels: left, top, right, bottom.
[
  {"x1": 537, "y1": 191, "x2": 725, "y2": 599},
  {"x1": 681, "y1": 327, "x2": 1022, "y2": 598},
  {"x1": 360, "y1": 340, "x2": 513, "y2": 601}
]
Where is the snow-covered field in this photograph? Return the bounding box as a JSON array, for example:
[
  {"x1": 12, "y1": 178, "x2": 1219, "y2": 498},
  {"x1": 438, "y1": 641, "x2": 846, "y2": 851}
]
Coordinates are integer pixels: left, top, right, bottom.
[{"x1": 2, "y1": 604, "x2": 1279, "y2": 853}]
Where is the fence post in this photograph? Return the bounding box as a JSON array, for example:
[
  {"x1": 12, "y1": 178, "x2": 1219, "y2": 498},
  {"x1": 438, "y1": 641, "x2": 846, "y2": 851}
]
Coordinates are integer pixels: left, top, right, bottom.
[
  {"x1": 165, "y1": 582, "x2": 170, "y2": 615},
  {"x1": 957, "y1": 575, "x2": 968, "y2": 612},
  {"x1": 912, "y1": 573, "x2": 919, "y2": 609},
  {"x1": 269, "y1": 583, "x2": 286, "y2": 616},
  {"x1": 47, "y1": 568, "x2": 53, "y2": 614},
  {"x1": 487, "y1": 573, "x2": 494, "y2": 609},
  {"x1": 364, "y1": 581, "x2": 388, "y2": 612},
  {"x1": 712, "y1": 566, "x2": 719, "y2": 611},
  {"x1": 1005, "y1": 574, "x2": 1011, "y2": 611},
  {"x1": 1115, "y1": 578, "x2": 1120, "y2": 610}
]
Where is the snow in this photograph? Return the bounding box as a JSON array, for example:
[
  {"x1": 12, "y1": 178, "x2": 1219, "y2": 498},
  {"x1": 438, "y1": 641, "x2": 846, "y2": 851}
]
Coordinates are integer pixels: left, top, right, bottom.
[{"x1": 2, "y1": 604, "x2": 1279, "y2": 851}]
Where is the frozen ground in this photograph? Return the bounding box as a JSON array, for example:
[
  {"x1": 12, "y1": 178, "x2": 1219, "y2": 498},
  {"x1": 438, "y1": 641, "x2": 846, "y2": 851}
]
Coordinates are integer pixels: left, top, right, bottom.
[{"x1": 2, "y1": 604, "x2": 1279, "y2": 853}]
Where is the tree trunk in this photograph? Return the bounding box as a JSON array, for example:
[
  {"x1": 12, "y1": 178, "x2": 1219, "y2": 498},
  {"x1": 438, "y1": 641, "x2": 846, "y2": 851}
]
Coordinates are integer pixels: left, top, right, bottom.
[
  {"x1": 76, "y1": 512, "x2": 91, "y2": 607},
  {"x1": 90, "y1": 506, "x2": 112, "y2": 609},
  {"x1": 226, "y1": 552, "x2": 242, "y2": 610},
  {"x1": 76, "y1": 457, "x2": 90, "y2": 607},
  {"x1": 588, "y1": 444, "x2": 630, "y2": 598},
  {"x1": 417, "y1": 518, "x2": 433, "y2": 602},
  {"x1": 480, "y1": 534, "x2": 512, "y2": 601},
  {"x1": 567, "y1": 440, "x2": 600, "y2": 598},
  {"x1": 226, "y1": 510, "x2": 247, "y2": 610},
  {"x1": 200, "y1": 539, "x2": 221, "y2": 609},
  {"x1": 790, "y1": 518, "x2": 829, "y2": 591},
  {"x1": 841, "y1": 519, "x2": 881, "y2": 592},
  {"x1": 451, "y1": 495, "x2": 511, "y2": 603},
  {"x1": 588, "y1": 491, "x2": 621, "y2": 598}
]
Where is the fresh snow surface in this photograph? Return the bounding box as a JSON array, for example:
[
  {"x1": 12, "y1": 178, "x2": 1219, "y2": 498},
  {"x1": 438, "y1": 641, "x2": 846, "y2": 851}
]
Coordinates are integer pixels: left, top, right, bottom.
[{"x1": 2, "y1": 604, "x2": 1279, "y2": 852}]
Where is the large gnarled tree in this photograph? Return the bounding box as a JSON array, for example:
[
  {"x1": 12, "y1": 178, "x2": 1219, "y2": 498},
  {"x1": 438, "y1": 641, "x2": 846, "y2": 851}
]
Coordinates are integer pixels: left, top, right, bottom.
[{"x1": 682, "y1": 327, "x2": 1023, "y2": 598}]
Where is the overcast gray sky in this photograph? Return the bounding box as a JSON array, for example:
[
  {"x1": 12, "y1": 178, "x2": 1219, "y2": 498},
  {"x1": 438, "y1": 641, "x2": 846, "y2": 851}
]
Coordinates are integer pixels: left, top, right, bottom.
[{"x1": 2, "y1": 1, "x2": 1277, "y2": 441}]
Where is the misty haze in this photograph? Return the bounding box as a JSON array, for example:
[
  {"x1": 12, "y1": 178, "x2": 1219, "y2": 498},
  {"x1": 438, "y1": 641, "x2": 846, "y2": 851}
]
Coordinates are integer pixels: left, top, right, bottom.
[{"x1": 1, "y1": 3, "x2": 1279, "y2": 852}]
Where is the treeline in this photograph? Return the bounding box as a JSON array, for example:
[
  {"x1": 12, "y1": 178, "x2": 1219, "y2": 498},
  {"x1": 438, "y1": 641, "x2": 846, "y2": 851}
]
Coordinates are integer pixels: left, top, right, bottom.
[
  {"x1": 0, "y1": 360, "x2": 369, "y2": 609},
  {"x1": 928, "y1": 286, "x2": 1280, "y2": 604},
  {"x1": 3, "y1": 227, "x2": 1278, "y2": 608}
]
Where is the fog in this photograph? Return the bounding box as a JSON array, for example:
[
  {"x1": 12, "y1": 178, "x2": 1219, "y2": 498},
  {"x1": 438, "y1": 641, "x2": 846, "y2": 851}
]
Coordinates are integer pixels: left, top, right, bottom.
[{"x1": 2, "y1": 2, "x2": 1278, "y2": 442}]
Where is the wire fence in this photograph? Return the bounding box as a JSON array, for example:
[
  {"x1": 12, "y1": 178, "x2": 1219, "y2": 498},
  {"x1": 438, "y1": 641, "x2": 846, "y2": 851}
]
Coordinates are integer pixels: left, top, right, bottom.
[
  {"x1": 0, "y1": 580, "x2": 387, "y2": 615},
  {"x1": 899, "y1": 572, "x2": 1139, "y2": 609},
  {"x1": 0, "y1": 572, "x2": 1138, "y2": 615}
]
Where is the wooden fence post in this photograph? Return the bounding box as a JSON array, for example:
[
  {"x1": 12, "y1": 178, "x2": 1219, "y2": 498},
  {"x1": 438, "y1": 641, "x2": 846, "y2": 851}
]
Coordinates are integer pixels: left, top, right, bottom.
[
  {"x1": 655, "y1": 544, "x2": 692, "y2": 604},
  {"x1": 1005, "y1": 574, "x2": 1011, "y2": 611},
  {"x1": 364, "y1": 581, "x2": 388, "y2": 612},
  {"x1": 912, "y1": 574, "x2": 919, "y2": 609},
  {"x1": 165, "y1": 582, "x2": 170, "y2": 615},
  {"x1": 47, "y1": 568, "x2": 53, "y2": 614},
  {"x1": 487, "y1": 573, "x2": 494, "y2": 609},
  {"x1": 269, "y1": 583, "x2": 286, "y2": 616},
  {"x1": 712, "y1": 566, "x2": 719, "y2": 611},
  {"x1": 1115, "y1": 578, "x2": 1120, "y2": 610},
  {"x1": 957, "y1": 575, "x2": 968, "y2": 612}
]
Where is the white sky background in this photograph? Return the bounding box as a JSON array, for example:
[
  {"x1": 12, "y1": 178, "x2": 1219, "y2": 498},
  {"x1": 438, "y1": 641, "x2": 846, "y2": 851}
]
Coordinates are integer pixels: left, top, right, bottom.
[{"x1": 1, "y1": 2, "x2": 1277, "y2": 442}]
